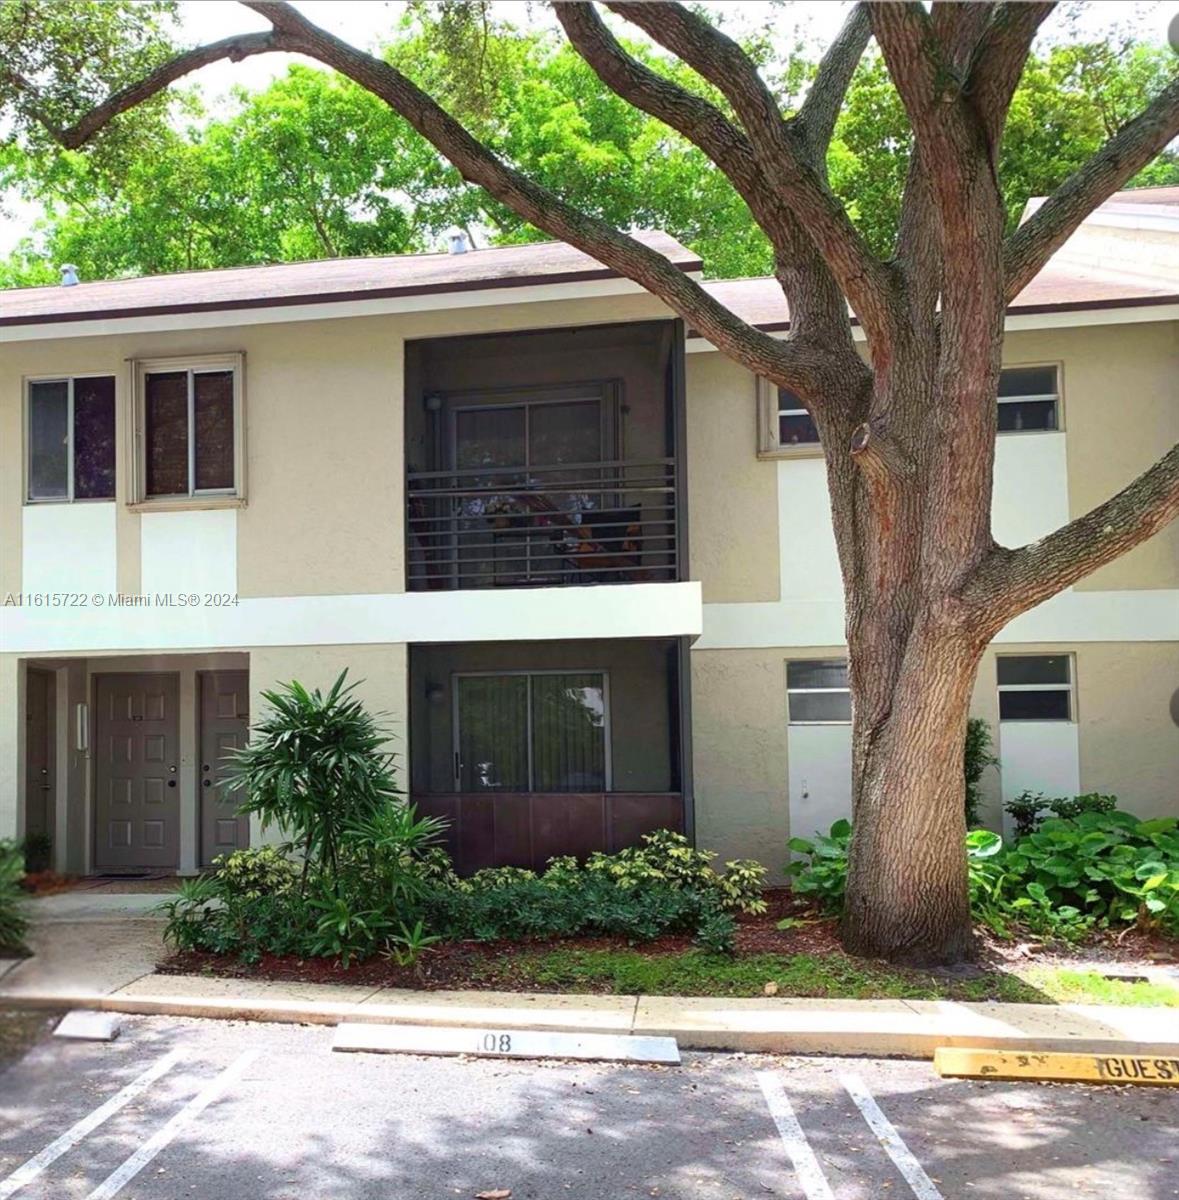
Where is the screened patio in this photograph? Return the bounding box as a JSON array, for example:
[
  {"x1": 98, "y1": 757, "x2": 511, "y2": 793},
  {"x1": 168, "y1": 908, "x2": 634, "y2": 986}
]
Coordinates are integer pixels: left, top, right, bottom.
[{"x1": 408, "y1": 638, "x2": 688, "y2": 873}]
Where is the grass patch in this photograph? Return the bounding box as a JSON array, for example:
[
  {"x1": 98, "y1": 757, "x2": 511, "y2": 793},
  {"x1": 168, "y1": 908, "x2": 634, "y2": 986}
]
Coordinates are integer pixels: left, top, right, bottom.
[
  {"x1": 1019, "y1": 967, "x2": 1179, "y2": 1007},
  {"x1": 483, "y1": 947, "x2": 1179, "y2": 1006}
]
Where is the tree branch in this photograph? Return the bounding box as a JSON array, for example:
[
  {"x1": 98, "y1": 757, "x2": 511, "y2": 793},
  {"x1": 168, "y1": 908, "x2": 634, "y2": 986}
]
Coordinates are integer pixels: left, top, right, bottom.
[
  {"x1": 1004, "y1": 75, "x2": 1179, "y2": 301},
  {"x1": 53, "y1": 31, "x2": 291, "y2": 149},
  {"x1": 552, "y1": 1, "x2": 863, "y2": 395},
  {"x1": 608, "y1": 0, "x2": 899, "y2": 344},
  {"x1": 966, "y1": 2, "x2": 1055, "y2": 145},
  {"x1": 964, "y1": 441, "x2": 1179, "y2": 625},
  {"x1": 795, "y1": 3, "x2": 872, "y2": 158}
]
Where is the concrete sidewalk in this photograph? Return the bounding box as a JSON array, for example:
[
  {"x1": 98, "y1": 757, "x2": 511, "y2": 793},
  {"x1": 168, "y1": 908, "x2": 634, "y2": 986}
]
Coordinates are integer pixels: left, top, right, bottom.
[{"x1": 2, "y1": 896, "x2": 1176, "y2": 1059}]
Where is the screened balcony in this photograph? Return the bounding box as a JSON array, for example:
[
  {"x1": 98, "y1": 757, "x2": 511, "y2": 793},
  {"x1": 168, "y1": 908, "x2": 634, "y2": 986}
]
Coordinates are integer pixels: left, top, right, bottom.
[{"x1": 405, "y1": 321, "x2": 684, "y2": 591}]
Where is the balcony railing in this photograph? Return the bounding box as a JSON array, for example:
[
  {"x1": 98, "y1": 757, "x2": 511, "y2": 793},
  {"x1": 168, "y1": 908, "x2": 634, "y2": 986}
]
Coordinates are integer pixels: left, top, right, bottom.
[{"x1": 406, "y1": 457, "x2": 678, "y2": 590}]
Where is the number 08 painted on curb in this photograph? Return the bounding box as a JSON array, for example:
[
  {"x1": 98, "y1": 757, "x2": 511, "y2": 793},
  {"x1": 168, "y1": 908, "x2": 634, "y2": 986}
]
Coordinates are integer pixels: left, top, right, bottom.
[{"x1": 481, "y1": 1032, "x2": 513, "y2": 1053}]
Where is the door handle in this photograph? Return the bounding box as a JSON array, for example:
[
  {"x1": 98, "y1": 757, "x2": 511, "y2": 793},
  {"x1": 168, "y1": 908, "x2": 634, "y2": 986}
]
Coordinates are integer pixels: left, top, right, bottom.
[
  {"x1": 203, "y1": 779, "x2": 212, "y2": 787},
  {"x1": 167, "y1": 780, "x2": 176, "y2": 788}
]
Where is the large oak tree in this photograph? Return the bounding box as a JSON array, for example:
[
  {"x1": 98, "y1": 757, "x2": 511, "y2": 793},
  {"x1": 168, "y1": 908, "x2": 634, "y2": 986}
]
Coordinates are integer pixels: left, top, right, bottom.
[{"x1": 4, "y1": 0, "x2": 1178, "y2": 962}]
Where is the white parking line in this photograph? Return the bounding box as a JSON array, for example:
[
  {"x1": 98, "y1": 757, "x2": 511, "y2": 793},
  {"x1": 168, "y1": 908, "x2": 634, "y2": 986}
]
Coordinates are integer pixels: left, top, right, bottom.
[
  {"x1": 85, "y1": 1050, "x2": 259, "y2": 1200},
  {"x1": 0, "y1": 1050, "x2": 183, "y2": 1200},
  {"x1": 840, "y1": 1073, "x2": 944, "y2": 1200},
  {"x1": 755, "y1": 1071, "x2": 836, "y2": 1200}
]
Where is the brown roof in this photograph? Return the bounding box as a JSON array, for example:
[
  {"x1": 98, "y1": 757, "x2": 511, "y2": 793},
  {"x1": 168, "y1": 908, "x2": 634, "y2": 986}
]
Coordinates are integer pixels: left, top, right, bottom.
[
  {"x1": 0, "y1": 231, "x2": 701, "y2": 328},
  {"x1": 699, "y1": 263, "x2": 1179, "y2": 334},
  {"x1": 1105, "y1": 185, "x2": 1179, "y2": 209}
]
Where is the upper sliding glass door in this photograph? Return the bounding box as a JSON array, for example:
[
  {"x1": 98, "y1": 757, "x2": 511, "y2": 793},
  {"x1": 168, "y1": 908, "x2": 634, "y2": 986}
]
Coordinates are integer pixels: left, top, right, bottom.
[
  {"x1": 454, "y1": 671, "x2": 609, "y2": 793},
  {"x1": 450, "y1": 391, "x2": 606, "y2": 586}
]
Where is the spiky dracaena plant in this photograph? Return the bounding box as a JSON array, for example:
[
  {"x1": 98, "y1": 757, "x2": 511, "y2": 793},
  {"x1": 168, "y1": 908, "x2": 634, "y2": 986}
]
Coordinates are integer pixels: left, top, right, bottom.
[{"x1": 227, "y1": 671, "x2": 399, "y2": 889}]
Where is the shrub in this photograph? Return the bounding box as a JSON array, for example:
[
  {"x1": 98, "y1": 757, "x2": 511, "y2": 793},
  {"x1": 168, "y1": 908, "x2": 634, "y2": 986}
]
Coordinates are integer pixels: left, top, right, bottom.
[
  {"x1": 0, "y1": 839, "x2": 29, "y2": 954},
  {"x1": 963, "y1": 718, "x2": 998, "y2": 827},
  {"x1": 227, "y1": 671, "x2": 400, "y2": 882},
  {"x1": 786, "y1": 819, "x2": 851, "y2": 911},
  {"x1": 162, "y1": 801, "x2": 448, "y2": 965},
  {"x1": 1004, "y1": 791, "x2": 1119, "y2": 838},
  {"x1": 21, "y1": 832, "x2": 52, "y2": 874},
  {"x1": 788, "y1": 812, "x2": 1179, "y2": 939},
  {"x1": 212, "y1": 846, "x2": 298, "y2": 899},
  {"x1": 426, "y1": 870, "x2": 735, "y2": 952}
]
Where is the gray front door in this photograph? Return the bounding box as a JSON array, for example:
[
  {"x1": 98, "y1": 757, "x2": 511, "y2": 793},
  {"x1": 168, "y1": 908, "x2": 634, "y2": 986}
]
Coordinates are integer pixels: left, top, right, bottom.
[
  {"x1": 24, "y1": 668, "x2": 53, "y2": 843},
  {"x1": 199, "y1": 670, "x2": 250, "y2": 867},
  {"x1": 94, "y1": 673, "x2": 180, "y2": 871}
]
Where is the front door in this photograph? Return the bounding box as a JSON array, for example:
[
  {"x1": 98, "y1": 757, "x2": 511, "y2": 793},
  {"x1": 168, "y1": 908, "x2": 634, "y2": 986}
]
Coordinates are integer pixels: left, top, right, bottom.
[
  {"x1": 24, "y1": 669, "x2": 53, "y2": 845},
  {"x1": 199, "y1": 670, "x2": 250, "y2": 867},
  {"x1": 94, "y1": 673, "x2": 180, "y2": 871}
]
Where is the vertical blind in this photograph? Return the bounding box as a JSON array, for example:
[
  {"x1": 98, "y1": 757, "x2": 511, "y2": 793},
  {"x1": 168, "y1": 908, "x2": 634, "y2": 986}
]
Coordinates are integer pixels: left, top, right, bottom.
[{"x1": 457, "y1": 672, "x2": 607, "y2": 792}]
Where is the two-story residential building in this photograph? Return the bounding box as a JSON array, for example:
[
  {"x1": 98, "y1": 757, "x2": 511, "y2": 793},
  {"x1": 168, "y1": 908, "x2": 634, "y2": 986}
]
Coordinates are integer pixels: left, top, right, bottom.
[{"x1": 2, "y1": 190, "x2": 1177, "y2": 880}]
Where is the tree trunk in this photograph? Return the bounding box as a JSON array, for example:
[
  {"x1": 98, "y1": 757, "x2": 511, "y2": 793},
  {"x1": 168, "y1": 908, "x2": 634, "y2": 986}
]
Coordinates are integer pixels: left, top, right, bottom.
[{"x1": 841, "y1": 618, "x2": 985, "y2": 964}]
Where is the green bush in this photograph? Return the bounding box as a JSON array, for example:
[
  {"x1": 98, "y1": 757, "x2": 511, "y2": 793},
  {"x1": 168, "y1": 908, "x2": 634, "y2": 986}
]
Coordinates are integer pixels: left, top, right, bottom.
[
  {"x1": 425, "y1": 870, "x2": 736, "y2": 952},
  {"x1": 964, "y1": 718, "x2": 998, "y2": 827},
  {"x1": 787, "y1": 811, "x2": 1179, "y2": 939},
  {"x1": 0, "y1": 839, "x2": 29, "y2": 954},
  {"x1": 227, "y1": 671, "x2": 401, "y2": 882},
  {"x1": 786, "y1": 819, "x2": 851, "y2": 911},
  {"x1": 162, "y1": 801, "x2": 448, "y2": 965},
  {"x1": 212, "y1": 846, "x2": 298, "y2": 899},
  {"x1": 1004, "y1": 790, "x2": 1118, "y2": 838}
]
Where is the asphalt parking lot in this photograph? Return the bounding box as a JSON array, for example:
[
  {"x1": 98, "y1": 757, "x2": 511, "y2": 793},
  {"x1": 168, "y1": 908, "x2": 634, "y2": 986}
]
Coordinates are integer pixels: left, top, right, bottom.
[{"x1": 1, "y1": 1014, "x2": 1176, "y2": 1200}]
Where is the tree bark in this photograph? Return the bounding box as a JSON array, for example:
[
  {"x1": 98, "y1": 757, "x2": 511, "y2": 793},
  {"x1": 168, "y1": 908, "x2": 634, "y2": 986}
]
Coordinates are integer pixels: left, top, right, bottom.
[{"x1": 842, "y1": 618, "x2": 984, "y2": 963}]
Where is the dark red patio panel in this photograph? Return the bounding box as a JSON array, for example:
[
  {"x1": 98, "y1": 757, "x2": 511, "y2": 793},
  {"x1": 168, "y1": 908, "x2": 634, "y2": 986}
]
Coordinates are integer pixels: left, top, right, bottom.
[{"x1": 414, "y1": 793, "x2": 684, "y2": 874}]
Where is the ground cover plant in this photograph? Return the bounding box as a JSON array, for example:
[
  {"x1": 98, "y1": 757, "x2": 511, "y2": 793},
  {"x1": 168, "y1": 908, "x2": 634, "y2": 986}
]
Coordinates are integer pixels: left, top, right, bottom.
[
  {"x1": 0, "y1": 840, "x2": 29, "y2": 955},
  {"x1": 789, "y1": 806, "x2": 1179, "y2": 942}
]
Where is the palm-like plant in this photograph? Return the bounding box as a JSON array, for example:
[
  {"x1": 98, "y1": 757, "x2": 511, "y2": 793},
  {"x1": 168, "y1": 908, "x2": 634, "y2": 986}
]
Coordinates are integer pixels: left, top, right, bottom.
[{"x1": 227, "y1": 671, "x2": 399, "y2": 887}]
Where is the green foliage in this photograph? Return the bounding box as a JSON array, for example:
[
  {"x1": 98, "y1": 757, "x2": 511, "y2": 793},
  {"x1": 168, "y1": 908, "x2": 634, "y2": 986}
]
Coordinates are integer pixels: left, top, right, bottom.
[
  {"x1": 785, "y1": 819, "x2": 851, "y2": 911},
  {"x1": 0, "y1": 839, "x2": 29, "y2": 954},
  {"x1": 6, "y1": 12, "x2": 1173, "y2": 285},
  {"x1": 1004, "y1": 790, "x2": 1119, "y2": 838},
  {"x1": 974, "y1": 811, "x2": 1179, "y2": 939},
  {"x1": 211, "y1": 846, "x2": 298, "y2": 899},
  {"x1": 227, "y1": 671, "x2": 400, "y2": 882},
  {"x1": 789, "y1": 812, "x2": 1179, "y2": 940},
  {"x1": 963, "y1": 718, "x2": 999, "y2": 828},
  {"x1": 426, "y1": 869, "x2": 735, "y2": 952},
  {"x1": 161, "y1": 798, "x2": 447, "y2": 965},
  {"x1": 578, "y1": 830, "x2": 768, "y2": 915}
]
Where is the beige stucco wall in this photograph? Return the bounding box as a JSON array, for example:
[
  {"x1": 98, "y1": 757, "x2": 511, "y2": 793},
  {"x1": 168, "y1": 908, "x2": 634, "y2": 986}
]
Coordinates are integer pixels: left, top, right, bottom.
[
  {"x1": 1002, "y1": 320, "x2": 1179, "y2": 591},
  {"x1": 1, "y1": 290, "x2": 678, "y2": 603},
  {"x1": 690, "y1": 647, "x2": 791, "y2": 875},
  {"x1": 685, "y1": 352, "x2": 780, "y2": 603},
  {"x1": 693, "y1": 638, "x2": 1178, "y2": 874}
]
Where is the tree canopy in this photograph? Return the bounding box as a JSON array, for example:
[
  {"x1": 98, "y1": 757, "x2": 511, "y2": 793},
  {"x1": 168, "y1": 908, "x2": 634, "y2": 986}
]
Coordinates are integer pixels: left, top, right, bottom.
[{"x1": 2, "y1": 7, "x2": 1175, "y2": 285}]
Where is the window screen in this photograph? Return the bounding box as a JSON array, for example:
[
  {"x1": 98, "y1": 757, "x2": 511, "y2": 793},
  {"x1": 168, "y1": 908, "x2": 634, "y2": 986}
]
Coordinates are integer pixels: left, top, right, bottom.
[
  {"x1": 777, "y1": 388, "x2": 819, "y2": 446},
  {"x1": 997, "y1": 365, "x2": 1058, "y2": 432},
  {"x1": 27, "y1": 376, "x2": 116, "y2": 502},
  {"x1": 997, "y1": 655, "x2": 1072, "y2": 721},
  {"x1": 787, "y1": 659, "x2": 851, "y2": 723}
]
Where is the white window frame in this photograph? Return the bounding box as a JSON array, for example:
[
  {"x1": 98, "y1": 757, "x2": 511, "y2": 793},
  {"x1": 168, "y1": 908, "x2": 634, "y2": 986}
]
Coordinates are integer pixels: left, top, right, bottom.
[
  {"x1": 786, "y1": 658, "x2": 851, "y2": 726},
  {"x1": 757, "y1": 377, "x2": 822, "y2": 459},
  {"x1": 996, "y1": 653, "x2": 1075, "y2": 723},
  {"x1": 130, "y1": 352, "x2": 246, "y2": 509},
  {"x1": 997, "y1": 362, "x2": 1063, "y2": 435},
  {"x1": 451, "y1": 668, "x2": 613, "y2": 792},
  {"x1": 24, "y1": 372, "x2": 118, "y2": 505}
]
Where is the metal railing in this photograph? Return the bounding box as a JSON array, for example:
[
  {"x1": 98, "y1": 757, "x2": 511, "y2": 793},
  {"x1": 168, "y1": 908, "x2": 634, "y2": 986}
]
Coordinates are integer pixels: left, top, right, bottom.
[{"x1": 406, "y1": 457, "x2": 678, "y2": 590}]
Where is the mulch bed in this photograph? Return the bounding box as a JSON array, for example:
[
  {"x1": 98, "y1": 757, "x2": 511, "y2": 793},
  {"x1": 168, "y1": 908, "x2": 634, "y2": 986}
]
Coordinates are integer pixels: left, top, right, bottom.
[
  {"x1": 159, "y1": 889, "x2": 848, "y2": 991},
  {"x1": 155, "y1": 887, "x2": 1178, "y2": 993}
]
